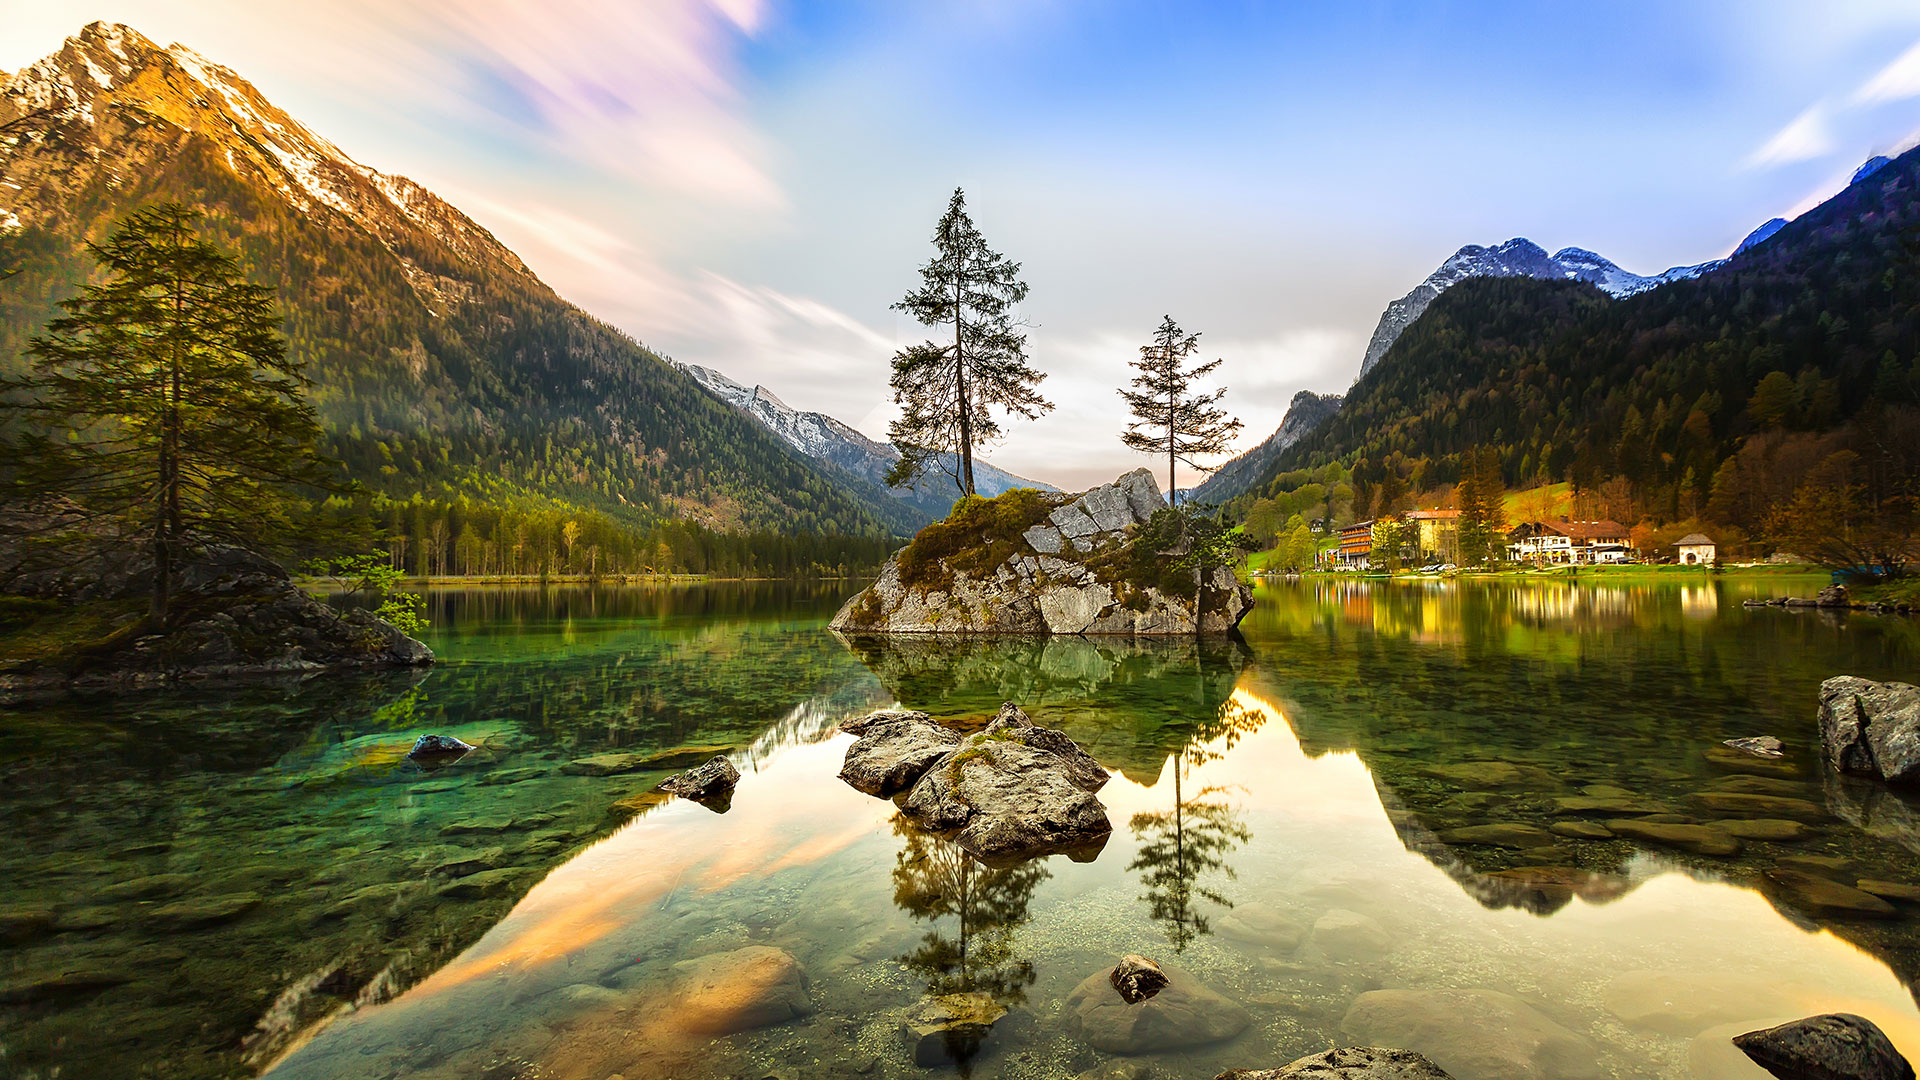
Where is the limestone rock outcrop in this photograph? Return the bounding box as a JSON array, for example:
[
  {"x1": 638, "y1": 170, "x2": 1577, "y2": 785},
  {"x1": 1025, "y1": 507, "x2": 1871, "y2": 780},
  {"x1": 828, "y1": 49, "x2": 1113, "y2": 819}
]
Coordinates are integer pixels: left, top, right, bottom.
[
  {"x1": 830, "y1": 469, "x2": 1252, "y2": 636},
  {"x1": 1820, "y1": 677, "x2": 1920, "y2": 785}
]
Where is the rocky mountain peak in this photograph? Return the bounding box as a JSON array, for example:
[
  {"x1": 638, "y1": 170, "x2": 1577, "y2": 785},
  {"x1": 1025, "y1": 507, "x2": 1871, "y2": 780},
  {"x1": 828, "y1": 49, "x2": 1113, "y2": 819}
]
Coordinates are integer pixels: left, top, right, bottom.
[{"x1": 1, "y1": 23, "x2": 535, "y2": 295}]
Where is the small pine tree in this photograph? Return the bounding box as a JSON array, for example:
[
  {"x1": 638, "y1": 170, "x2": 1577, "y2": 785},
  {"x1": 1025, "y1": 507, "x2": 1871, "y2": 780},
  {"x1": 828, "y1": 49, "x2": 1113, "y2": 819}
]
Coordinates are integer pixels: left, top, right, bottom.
[
  {"x1": 887, "y1": 188, "x2": 1052, "y2": 496},
  {"x1": 1456, "y1": 447, "x2": 1504, "y2": 566},
  {"x1": 1, "y1": 203, "x2": 338, "y2": 622},
  {"x1": 1120, "y1": 316, "x2": 1243, "y2": 505}
]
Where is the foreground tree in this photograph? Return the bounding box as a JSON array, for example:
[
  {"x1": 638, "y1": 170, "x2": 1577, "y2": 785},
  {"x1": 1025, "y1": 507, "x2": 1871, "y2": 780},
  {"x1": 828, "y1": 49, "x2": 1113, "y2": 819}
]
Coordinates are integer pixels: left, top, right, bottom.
[
  {"x1": 1120, "y1": 316, "x2": 1242, "y2": 505},
  {"x1": 887, "y1": 188, "x2": 1051, "y2": 496},
  {"x1": 1, "y1": 203, "x2": 336, "y2": 622}
]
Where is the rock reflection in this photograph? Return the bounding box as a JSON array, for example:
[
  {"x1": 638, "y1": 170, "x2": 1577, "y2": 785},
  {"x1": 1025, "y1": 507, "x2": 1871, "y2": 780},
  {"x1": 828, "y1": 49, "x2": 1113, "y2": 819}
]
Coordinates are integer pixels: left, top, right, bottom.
[
  {"x1": 890, "y1": 819, "x2": 1046, "y2": 1071},
  {"x1": 836, "y1": 631, "x2": 1248, "y2": 782}
]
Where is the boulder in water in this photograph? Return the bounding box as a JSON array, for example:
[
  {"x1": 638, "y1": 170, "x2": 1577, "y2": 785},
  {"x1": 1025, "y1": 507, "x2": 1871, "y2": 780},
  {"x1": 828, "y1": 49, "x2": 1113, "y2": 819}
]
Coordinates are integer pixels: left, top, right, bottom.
[
  {"x1": 838, "y1": 712, "x2": 962, "y2": 796},
  {"x1": 1734, "y1": 1013, "x2": 1915, "y2": 1080},
  {"x1": 1065, "y1": 959, "x2": 1249, "y2": 1053},
  {"x1": 1820, "y1": 677, "x2": 1920, "y2": 784},
  {"x1": 1724, "y1": 736, "x2": 1786, "y2": 759},
  {"x1": 1109, "y1": 954, "x2": 1170, "y2": 1004},
  {"x1": 407, "y1": 734, "x2": 474, "y2": 761},
  {"x1": 656, "y1": 756, "x2": 740, "y2": 808},
  {"x1": 901, "y1": 991, "x2": 1009, "y2": 1066},
  {"x1": 901, "y1": 715, "x2": 1111, "y2": 860},
  {"x1": 667, "y1": 946, "x2": 814, "y2": 1034}
]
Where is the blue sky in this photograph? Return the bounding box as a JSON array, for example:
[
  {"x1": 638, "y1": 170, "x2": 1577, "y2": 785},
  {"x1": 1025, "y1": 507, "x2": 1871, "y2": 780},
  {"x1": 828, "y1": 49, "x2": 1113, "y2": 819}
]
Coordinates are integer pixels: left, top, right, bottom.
[{"x1": 8, "y1": 1, "x2": 1920, "y2": 488}]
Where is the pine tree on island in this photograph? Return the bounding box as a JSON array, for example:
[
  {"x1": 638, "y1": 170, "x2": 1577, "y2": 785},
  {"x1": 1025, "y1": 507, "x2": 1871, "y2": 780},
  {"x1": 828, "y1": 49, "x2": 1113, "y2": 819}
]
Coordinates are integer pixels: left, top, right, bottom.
[
  {"x1": 1119, "y1": 315, "x2": 1242, "y2": 506},
  {"x1": 1, "y1": 203, "x2": 339, "y2": 623},
  {"x1": 886, "y1": 188, "x2": 1052, "y2": 497}
]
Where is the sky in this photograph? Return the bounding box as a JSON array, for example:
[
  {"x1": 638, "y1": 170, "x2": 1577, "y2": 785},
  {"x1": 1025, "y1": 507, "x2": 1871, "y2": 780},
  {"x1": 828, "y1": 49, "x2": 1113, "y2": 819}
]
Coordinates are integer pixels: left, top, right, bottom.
[{"x1": 8, "y1": 2, "x2": 1920, "y2": 490}]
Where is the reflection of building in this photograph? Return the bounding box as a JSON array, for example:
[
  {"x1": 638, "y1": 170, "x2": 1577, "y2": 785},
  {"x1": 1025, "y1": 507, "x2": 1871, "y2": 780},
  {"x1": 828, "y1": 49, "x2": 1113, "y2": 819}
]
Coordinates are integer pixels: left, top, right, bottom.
[
  {"x1": 1674, "y1": 533, "x2": 1716, "y2": 565},
  {"x1": 1331, "y1": 520, "x2": 1374, "y2": 568},
  {"x1": 1406, "y1": 508, "x2": 1460, "y2": 563},
  {"x1": 1507, "y1": 519, "x2": 1631, "y2": 564}
]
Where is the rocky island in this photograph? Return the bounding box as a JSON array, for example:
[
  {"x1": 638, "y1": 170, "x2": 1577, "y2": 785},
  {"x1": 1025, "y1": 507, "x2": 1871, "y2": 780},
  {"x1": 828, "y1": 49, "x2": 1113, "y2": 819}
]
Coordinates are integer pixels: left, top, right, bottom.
[
  {"x1": 0, "y1": 544, "x2": 433, "y2": 699},
  {"x1": 830, "y1": 469, "x2": 1252, "y2": 636}
]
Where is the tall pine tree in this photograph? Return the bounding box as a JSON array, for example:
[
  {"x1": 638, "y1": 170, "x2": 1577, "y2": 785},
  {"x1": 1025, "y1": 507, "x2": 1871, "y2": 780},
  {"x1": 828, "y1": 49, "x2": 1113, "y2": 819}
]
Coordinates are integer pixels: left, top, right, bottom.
[
  {"x1": 887, "y1": 188, "x2": 1051, "y2": 496},
  {"x1": 1, "y1": 203, "x2": 337, "y2": 621},
  {"x1": 1120, "y1": 316, "x2": 1242, "y2": 504}
]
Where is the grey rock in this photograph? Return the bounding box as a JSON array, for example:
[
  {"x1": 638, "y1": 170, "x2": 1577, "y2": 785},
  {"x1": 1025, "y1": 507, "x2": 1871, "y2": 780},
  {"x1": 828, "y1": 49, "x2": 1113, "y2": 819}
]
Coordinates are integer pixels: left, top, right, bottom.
[
  {"x1": 841, "y1": 708, "x2": 931, "y2": 736},
  {"x1": 984, "y1": 703, "x2": 1109, "y2": 792},
  {"x1": 838, "y1": 714, "x2": 962, "y2": 797},
  {"x1": 1064, "y1": 960, "x2": 1250, "y2": 1053},
  {"x1": 1820, "y1": 677, "x2": 1920, "y2": 784},
  {"x1": 1735, "y1": 1013, "x2": 1915, "y2": 1080},
  {"x1": 1817, "y1": 584, "x2": 1853, "y2": 608},
  {"x1": 1217, "y1": 1047, "x2": 1455, "y2": 1079},
  {"x1": 1341, "y1": 988, "x2": 1602, "y2": 1080},
  {"x1": 829, "y1": 468, "x2": 1252, "y2": 636},
  {"x1": 656, "y1": 756, "x2": 740, "y2": 805},
  {"x1": 900, "y1": 724, "x2": 1112, "y2": 860},
  {"x1": 1109, "y1": 954, "x2": 1170, "y2": 1004},
  {"x1": 407, "y1": 734, "x2": 474, "y2": 759}
]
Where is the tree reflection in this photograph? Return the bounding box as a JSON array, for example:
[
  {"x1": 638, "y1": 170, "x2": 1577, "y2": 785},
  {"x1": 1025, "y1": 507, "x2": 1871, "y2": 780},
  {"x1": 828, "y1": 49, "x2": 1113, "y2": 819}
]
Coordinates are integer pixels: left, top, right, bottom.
[
  {"x1": 891, "y1": 819, "x2": 1048, "y2": 1070},
  {"x1": 1128, "y1": 694, "x2": 1259, "y2": 951}
]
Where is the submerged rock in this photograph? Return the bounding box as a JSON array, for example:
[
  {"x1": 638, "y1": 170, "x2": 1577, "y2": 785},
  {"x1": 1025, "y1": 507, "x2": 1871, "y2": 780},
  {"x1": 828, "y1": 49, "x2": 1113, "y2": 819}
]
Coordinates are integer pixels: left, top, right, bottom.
[
  {"x1": 1761, "y1": 868, "x2": 1898, "y2": 919},
  {"x1": 1606, "y1": 819, "x2": 1742, "y2": 857},
  {"x1": 1216, "y1": 1047, "x2": 1455, "y2": 1079},
  {"x1": 1109, "y1": 954, "x2": 1170, "y2": 1004},
  {"x1": 1340, "y1": 988, "x2": 1601, "y2": 1080},
  {"x1": 829, "y1": 469, "x2": 1252, "y2": 636},
  {"x1": 901, "y1": 991, "x2": 1009, "y2": 1066},
  {"x1": 1065, "y1": 960, "x2": 1250, "y2": 1053},
  {"x1": 656, "y1": 756, "x2": 740, "y2": 808},
  {"x1": 668, "y1": 946, "x2": 814, "y2": 1034},
  {"x1": 1724, "y1": 736, "x2": 1786, "y2": 759},
  {"x1": 1819, "y1": 677, "x2": 1920, "y2": 785},
  {"x1": 1602, "y1": 970, "x2": 1806, "y2": 1035},
  {"x1": 1734, "y1": 1013, "x2": 1915, "y2": 1080}
]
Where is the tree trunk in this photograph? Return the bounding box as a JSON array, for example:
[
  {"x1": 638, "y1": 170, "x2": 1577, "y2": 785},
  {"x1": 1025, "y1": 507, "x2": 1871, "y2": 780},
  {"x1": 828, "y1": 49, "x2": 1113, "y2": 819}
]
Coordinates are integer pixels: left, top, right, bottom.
[{"x1": 954, "y1": 270, "x2": 975, "y2": 496}]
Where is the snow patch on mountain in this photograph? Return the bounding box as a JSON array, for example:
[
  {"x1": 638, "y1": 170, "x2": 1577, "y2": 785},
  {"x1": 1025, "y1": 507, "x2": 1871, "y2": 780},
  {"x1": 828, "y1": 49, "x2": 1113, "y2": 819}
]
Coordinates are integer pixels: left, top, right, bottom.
[{"x1": 678, "y1": 362, "x2": 1053, "y2": 517}]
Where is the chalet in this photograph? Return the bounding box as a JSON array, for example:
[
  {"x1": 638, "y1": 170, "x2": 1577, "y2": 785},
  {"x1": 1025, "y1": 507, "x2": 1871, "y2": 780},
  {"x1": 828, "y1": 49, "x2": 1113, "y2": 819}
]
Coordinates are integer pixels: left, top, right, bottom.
[
  {"x1": 1674, "y1": 533, "x2": 1716, "y2": 565},
  {"x1": 1331, "y1": 519, "x2": 1374, "y2": 568},
  {"x1": 1508, "y1": 519, "x2": 1632, "y2": 565}
]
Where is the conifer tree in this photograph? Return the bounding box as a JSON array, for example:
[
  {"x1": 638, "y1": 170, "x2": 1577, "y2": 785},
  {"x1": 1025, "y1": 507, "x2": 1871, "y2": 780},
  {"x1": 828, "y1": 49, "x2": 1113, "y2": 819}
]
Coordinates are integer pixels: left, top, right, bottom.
[
  {"x1": 1121, "y1": 316, "x2": 1242, "y2": 504},
  {"x1": 1455, "y1": 447, "x2": 1505, "y2": 566},
  {"x1": 1, "y1": 203, "x2": 337, "y2": 622},
  {"x1": 887, "y1": 188, "x2": 1051, "y2": 496}
]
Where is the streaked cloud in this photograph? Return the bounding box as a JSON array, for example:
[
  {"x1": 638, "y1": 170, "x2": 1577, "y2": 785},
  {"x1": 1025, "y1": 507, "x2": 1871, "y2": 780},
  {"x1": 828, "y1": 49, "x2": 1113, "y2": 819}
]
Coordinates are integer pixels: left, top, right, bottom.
[
  {"x1": 1854, "y1": 38, "x2": 1920, "y2": 105},
  {"x1": 1745, "y1": 104, "x2": 1835, "y2": 169}
]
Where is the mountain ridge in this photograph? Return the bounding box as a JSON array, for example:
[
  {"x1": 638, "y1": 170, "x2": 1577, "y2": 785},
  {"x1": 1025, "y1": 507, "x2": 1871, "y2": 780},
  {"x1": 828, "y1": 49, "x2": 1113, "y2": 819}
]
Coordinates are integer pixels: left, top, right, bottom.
[
  {"x1": 678, "y1": 362, "x2": 1054, "y2": 520},
  {"x1": 0, "y1": 21, "x2": 922, "y2": 549}
]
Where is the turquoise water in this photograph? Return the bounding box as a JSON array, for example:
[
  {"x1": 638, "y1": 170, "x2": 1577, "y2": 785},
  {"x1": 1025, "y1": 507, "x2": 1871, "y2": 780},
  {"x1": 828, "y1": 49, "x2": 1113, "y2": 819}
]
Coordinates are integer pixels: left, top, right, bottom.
[{"x1": 7, "y1": 575, "x2": 1920, "y2": 1079}]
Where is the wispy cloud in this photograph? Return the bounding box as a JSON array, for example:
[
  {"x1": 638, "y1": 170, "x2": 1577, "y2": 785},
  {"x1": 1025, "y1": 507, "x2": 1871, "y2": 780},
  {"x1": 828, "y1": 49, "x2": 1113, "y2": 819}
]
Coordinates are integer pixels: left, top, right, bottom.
[
  {"x1": 1854, "y1": 38, "x2": 1920, "y2": 106},
  {"x1": 1744, "y1": 104, "x2": 1835, "y2": 169}
]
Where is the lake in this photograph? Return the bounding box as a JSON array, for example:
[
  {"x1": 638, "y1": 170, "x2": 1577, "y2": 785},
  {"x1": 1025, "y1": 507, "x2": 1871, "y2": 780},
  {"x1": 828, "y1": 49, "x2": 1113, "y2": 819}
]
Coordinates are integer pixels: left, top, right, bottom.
[{"x1": 7, "y1": 574, "x2": 1920, "y2": 1080}]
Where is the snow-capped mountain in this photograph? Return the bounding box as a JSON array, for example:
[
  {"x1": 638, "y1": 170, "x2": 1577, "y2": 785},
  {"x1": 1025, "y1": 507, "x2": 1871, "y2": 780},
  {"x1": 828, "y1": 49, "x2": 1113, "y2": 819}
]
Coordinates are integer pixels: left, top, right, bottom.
[
  {"x1": 1353, "y1": 236, "x2": 1751, "y2": 379},
  {"x1": 0, "y1": 22, "x2": 533, "y2": 299},
  {"x1": 1187, "y1": 390, "x2": 1343, "y2": 504},
  {"x1": 679, "y1": 363, "x2": 1054, "y2": 518}
]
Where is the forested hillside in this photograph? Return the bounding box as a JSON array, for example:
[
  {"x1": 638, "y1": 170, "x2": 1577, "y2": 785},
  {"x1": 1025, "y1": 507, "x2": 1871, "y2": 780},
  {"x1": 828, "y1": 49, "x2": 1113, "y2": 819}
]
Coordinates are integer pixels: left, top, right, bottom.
[
  {"x1": 1244, "y1": 142, "x2": 1920, "y2": 552},
  {"x1": 0, "y1": 23, "x2": 915, "y2": 576}
]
